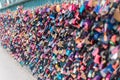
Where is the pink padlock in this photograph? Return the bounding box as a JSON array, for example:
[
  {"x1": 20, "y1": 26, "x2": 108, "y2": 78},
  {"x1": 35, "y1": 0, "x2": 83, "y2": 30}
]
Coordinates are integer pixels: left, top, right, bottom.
[{"x1": 94, "y1": 55, "x2": 101, "y2": 64}]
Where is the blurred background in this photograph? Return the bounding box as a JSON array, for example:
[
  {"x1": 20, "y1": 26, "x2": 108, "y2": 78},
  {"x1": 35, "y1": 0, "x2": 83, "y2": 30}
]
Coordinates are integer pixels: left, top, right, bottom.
[
  {"x1": 0, "y1": 0, "x2": 25, "y2": 8},
  {"x1": 0, "y1": 0, "x2": 80, "y2": 12}
]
